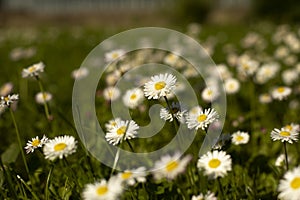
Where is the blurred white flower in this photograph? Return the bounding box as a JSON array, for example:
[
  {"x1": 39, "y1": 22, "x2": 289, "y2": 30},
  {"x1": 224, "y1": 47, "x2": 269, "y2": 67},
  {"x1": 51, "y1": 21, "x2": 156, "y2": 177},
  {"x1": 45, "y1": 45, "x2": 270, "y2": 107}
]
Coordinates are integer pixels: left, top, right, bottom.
[
  {"x1": 103, "y1": 86, "x2": 120, "y2": 102},
  {"x1": 0, "y1": 82, "x2": 13, "y2": 96},
  {"x1": 259, "y1": 93, "x2": 272, "y2": 104},
  {"x1": 71, "y1": 67, "x2": 89, "y2": 80},
  {"x1": 117, "y1": 167, "x2": 147, "y2": 186},
  {"x1": 231, "y1": 131, "x2": 249, "y2": 145},
  {"x1": 271, "y1": 86, "x2": 292, "y2": 101},
  {"x1": 191, "y1": 191, "x2": 217, "y2": 200},
  {"x1": 282, "y1": 69, "x2": 298, "y2": 85},
  {"x1": 82, "y1": 176, "x2": 123, "y2": 200},
  {"x1": 35, "y1": 92, "x2": 52, "y2": 104},
  {"x1": 122, "y1": 88, "x2": 144, "y2": 109},
  {"x1": 224, "y1": 78, "x2": 240, "y2": 94},
  {"x1": 201, "y1": 87, "x2": 219, "y2": 102},
  {"x1": 152, "y1": 152, "x2": 192, "y2": 180},
  {"x1": 105, "y1": 49, "x2": 126, "y2": 63},
  {"x1": 22, "y1": 62, "x2": 45, "y2": 78},
  {"x1": 160, "y1": 102, "x2": 187, "y2": 123},
  {"x1": 255, "y1": 63, "x2": 280, "y2": 84}
]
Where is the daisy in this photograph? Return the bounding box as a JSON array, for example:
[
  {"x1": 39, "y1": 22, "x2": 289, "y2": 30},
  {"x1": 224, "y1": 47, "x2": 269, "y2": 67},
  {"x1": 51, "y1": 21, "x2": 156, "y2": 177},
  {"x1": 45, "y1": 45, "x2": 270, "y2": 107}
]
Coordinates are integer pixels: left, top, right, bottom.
[
  {"x1": 103, "y1": 86, "x2": 121, "y2": 102},
  {"x1": 160, "y1": 102, "x2": 187, "y2": 123},
  {"x1": 71, "y1": 67, "x2": 89, "y2": 80},
  {"x1": 201, "y1": 87, "x2": 219, "y2": 102},
  {"x1": 224, "y1": 78, "x2": 240, "y2": 94},
  {"x1": 191, "y1": 191, "x2": 217, "y2": 200},
  {"x1": 270, "y1": 128, "x2": 299, "y2": 144},
  {"x1": 186, "y1": 108, "x2": 219, "y2": 131},
  {"x1": 278, "y1": 166, "x2": 300, "y2": 200},
  {"x1": 35, "y1": 92, "x2": 52, "y2": 104},
  {"x1": 0, "y1": 82, "x2": 13, "y2": 96},
  {"x1": 105, "y1": 49, "x2": 126, "y2": 63},
  {"x1": 255, "y1": 63, "x2": 280, "y2": 84},
  {"x1": 105, "y1": 119, "x2": 139, "y2": 145},
  {"x1": 237, "y1": 56, "x2": 259, "y2": 76},
  {"x1": 231, "y1": 131, "x2": 250, "y2": 145},
  {"x1": 259, "y1": 93, "x2": 272, "y2": 104},
  {"x1": 275, "y1": 154, "x2": 293, "y2": 167},
  {"x1": 122, "y1": 88, "x2": 144, "y2": 109},
  {"x1": 163, "y1": 53, "x2": 180, "y2": 66},
  {"x1": 22, "y1": 62, "x2": 45, "y2": 78},
  {"x1": 0, "y1": 94, "x2": 19, "y2": 107},
  {"x1": 143, "y1": 73, "x2": 177, "y2": 99},
  {"x1": 105, "y1": 118, "x2": 122, "y2": 131},
  {"x1": 284, "y1": 123, "x2": 300, "y2": 133},
  {"x1": 82, "y1": 176, "x2": 123, "y2": 200},
  {"x1": 24, "y1": 135, "x2": 48, "y2": 154},
  {"x1": 43, "y1": 135, "x2": 77, "y2": 161},
  {"x1": 188, "y1": 105, "x2": 202, "y2": 116},
  {"x1": 271, "y1": 86, "x2": 292, "y2": 101},
  {"x1": 282, "y1": 69, "x2": 298, "y2": 85},
  {"x1": 197, "y1": 150, "x2": 232, "y2": 179},
  {"x1": 117, "y1": 167, "x2": 147, "y2": 186},
  {"x1": 152, "y1": 152, "x2": 192, "y2": 180}
]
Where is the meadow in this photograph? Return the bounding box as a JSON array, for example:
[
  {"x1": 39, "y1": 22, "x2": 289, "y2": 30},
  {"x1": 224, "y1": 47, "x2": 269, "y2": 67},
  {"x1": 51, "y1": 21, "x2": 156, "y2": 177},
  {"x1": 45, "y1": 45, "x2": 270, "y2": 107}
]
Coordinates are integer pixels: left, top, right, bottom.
[{"x1": 0, "y1": 22, "x2": 300, "y2": 200}]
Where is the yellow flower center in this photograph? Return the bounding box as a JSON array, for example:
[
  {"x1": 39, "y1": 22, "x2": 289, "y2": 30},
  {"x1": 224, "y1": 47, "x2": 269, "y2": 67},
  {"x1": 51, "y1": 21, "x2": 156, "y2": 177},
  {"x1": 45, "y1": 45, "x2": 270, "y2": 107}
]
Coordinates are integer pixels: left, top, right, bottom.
[
  {"x1": 166, "y1": 160, "x2": 179, "y2": 172},
  {"x1": 280, "y1": 131, "x2": 290, "y2": 137},
  {"x1": 285, "y1": 125, "x2": 292, "y2": 131},
  {"x1": 4, "y1": 97, "x2": 9, "y2": 102},
  {"x1": 28, "y1": 66, "x2": 36, "y2": 73},
  {"x1": 229, "y1": 83, "x2": 235, "y2": 90},
  {"x1": 108, "y1": 90, "x2": 114, "y2": 98},
  {"x1": 32, "y1": 139, "x2": 40, "y2": 147},
  {"x1": 96, "y1": 186, "x2": 108, "y2": 196},
  {"x1": 42, "y1": 93, "x2": 48, "y2": 100},
  {"x1": 290, "y1": 177, "x2": 300, "y2": 189},
  {"x1": 277, "y1": 87, "x2": 285, "y2": 93},
  {"x1": 130, "y1": 94, "x2": 137, "y2": 100},
  {"x1": 236, "y1": 135, "x2": 244, "y2": 141},
  {"x1": 121, "y1": 172, "x2": 132, "y2": 180},
  {"x1": 116, "y1": 126, "x2": 126, "y2": 135},
  {"x1": 112, "y1": 53, "x2": 119, "y2": 59},
  {"x1": 208, "y1": 159, "x2": 221, "y2": 168},
  {"x1": 54, "y1": 143, "x2": 67, "y2": 151},
  {"x1": 197, "y1": 114, "x2": 207, "y2": 122},
  {"x1": 207, "y1": 90, "x2": 213, "y2": 96},
  {"x1": 154, "y1": 81, "x2": 166, "y2": 90}
]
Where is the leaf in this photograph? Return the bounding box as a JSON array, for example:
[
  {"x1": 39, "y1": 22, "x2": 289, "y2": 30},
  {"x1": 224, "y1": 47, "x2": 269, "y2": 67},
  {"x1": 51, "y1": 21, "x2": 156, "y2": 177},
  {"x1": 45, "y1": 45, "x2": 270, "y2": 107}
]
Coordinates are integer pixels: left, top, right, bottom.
[{"x1": 1, "y1": 143, "x2": 20, "y2": 164}]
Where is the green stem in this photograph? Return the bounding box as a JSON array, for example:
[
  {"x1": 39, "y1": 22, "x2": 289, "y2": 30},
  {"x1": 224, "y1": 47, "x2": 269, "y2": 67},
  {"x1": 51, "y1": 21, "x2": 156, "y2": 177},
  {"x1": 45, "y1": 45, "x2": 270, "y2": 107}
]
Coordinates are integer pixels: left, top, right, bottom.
[
  {"x1": 110, "y1": 147, "x2": 120, "y2": 176},
  {"x1": 217, "y1": 177, "x2": 225, "y2": 198},
  {"x1": 283, "y1": 142, "x2": 289, "y2": 171},
  {"x1": 126, "y1": 140, "x2": 135, "y2": 153},
  {"x1": 9, "y1": 108, "x2": 29, "y2": 175},
  {"x1": 36, "y1": 77, "x2": 51, "y2": 121},
  {"x1": 45, "y1": 164, "x2": 54, "y2": 200},
  {"x1": 17, "y1": 175, "x2": 39, "y2": 200},
  {"x1": 0, "y1": 158, "x2": 18, "y2": 199}
]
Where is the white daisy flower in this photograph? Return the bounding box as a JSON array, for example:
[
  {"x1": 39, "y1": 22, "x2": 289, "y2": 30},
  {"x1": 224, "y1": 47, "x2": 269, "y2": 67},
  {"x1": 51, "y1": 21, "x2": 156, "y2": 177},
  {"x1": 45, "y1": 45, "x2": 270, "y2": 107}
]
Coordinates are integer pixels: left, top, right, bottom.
[
  {"x1": 143, "y1": 73, "x2": 177, "y2": 99},
  {"x1": 117, "y1": 167, "x2": 147, "y2": 186},
  {"x1": 152, "y1": 152, "x2": 192, "y2": 180},
  {"x1": 163, "y1": 53, "x2": 180, "y2": 66},
  {"x1": 197, "y1": 150, "x2": 232, "y2": 179},
  {"x1": 0, "y1": 94, "x2": 19, "y2": 107},
  {"x1": 105, "y1": 118, "x2": 122, "y2": 131},
  {"x1": 278, "y1": 166, "x2": 300, "y2": 200},
  {"x1": 35, "y1": 92, "x2": 52, "y2": 105},
  {"x1": 275, "y1": 154, "x2": 293, "y2": 167},
  {"x1": 215, "y1": 64, "x2": 232, "y2": 79},
  {"x1": 71, "y1": 67, "x2": 89, "y2": 80},
  {"x1": 271, "y1": 86, "x2": 292, "y2": 101},
  {"x1": 201, "y1": 87, "x2": 219, "y2": 102},
  {"x1": 186, "y1": 108, "x2": 219, "y2": 131},
  {"x1": 259, "y1": 93, "x2": 272, "y2": 104},
  {"x1": 237, "y1": 56, "x2": 259, "y2": 76},
  {"x1": 0, "y1": 82, "x2": 13, "y2": 96},
  {"x1": 231, "y1": 131, "x2": 250, "y2": 145},
  {"x1": 105, "y1": 119, "x2": 139, "y2": 145},
  {"x1": 270, "y1": 128, "x2": 299, "y2": 144},
  {"x1": 103, "y1": 86, "x2": 121, "y2": 102},
  {"x1": 284, "y1": 123, "x2": 300, "y2": 133},
  {"x1": 122, "y1": 88, "x2": 144, "y2": 109},
  {"x1": 255, "y1": 63, "x2": 280, "y2": 84},
  {"x1": 191, "y1": 191, "x2": 217, "y2": 200},
  {"x1": 82, "y1": 176, "x2": 123, "y2": 200},
  {"x1": 43, "y1": 135, "x2": 77, "y2": 161},
  {"x1": 224, "y1": 78, "x2": 240, "y2": 94},
  {"x1": 159, "y1": 102, "x2": 187, "y2": 123},
  {"x1": 282, "y1": 69, "x2": 298, "y2": 85},
  {"x1": 188, "y1": 105, "x2": 203, "y2": 117},
  {"x1": 105, "y1": 49, "x2": 126, "y2": 63},
  {"x1": 24, "y1": 135, "x2": 48, "y2": 154},
  {"x1": 22, "y1": 62, "x2": 45, "y2": 78}
]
